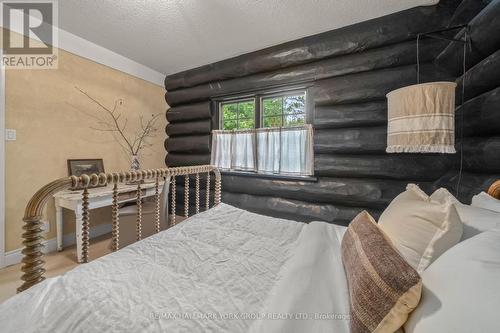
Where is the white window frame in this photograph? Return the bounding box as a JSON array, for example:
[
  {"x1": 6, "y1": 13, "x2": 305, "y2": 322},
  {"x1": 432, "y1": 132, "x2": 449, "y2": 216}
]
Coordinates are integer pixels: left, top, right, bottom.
[
  {"x1": 213, "y1": 87, "x2": 314, "y2": 179},
  {"x1": 217, "y1": 86, "x2": 311, "y2": 131}
]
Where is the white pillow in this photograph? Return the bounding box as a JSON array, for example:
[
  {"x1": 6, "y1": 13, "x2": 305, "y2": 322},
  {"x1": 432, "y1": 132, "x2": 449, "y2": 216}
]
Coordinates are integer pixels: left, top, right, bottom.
[
  {"x1": 429, "y1": 187, "x2": 460, "y2": 205},
  {"x1": 378, "y1": 184, "x2": 462, "y2": 273},
  {"x1": 472, "y1": 191, "x2": 500, "y2": 212},
  {"x1": 431, "y1": 188, "x2": 500, "y2": 241},
  {"x1": 405, "y1": 228, "x2": 500, "y2": 333},
  {"x1": 455, "y1": 205, "x2": 500, "y2": 240}
]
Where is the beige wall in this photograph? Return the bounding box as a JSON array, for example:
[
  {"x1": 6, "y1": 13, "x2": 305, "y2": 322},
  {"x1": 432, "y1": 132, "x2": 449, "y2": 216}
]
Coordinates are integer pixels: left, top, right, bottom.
[{"x1": 4, "y1": 47, "x2": 167, "y2": 252}]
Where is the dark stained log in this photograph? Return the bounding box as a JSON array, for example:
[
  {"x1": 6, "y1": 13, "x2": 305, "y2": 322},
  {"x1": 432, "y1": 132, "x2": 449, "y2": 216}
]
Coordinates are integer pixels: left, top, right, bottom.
[
  {"x1": 314, "y1": 154, "x2": 456, "y2": 180},
  {"x1": 435, "y1": 0, "x2": 500, "y2": 75},
  {"x1": 161, "y1": 1, "x2": 498, "y2": 226},
  {"x1": 433, "y1": 171, "x2": 500, "y2": 204},
  {"x1": 312, "y1": 63, "x2": 450, "y2": 106},
  {"x1": 164, "y1": 4, "x2": 455, "y2": 90},
  {"x1": 165, "y1": 135, "x2": 211, "y2": 154},
  {"x1": 166, "y1": 119, "x2": 211, "y2": 137},
  {"x1": 462, "y1": 136, "x2": 500, "y2": 173},
  {"x1": 313, "y1": 101, "x2": 387, "y2": 129},
  {"x1": 161, "y1": 1, "x2": 500, "y2": 227},
  {"x1": 175, "y1": 188, "x2": 382, "y2": 224},
  {"x1": 457, "y1": 86, "x2": 500, "y2": 137},
  {"x1": 221, "y1": 174, "x2": 432, "y2": 209},
  {"x1": 166, "y1": 101, "x2": 212, "y2": 123},
  {"x1": 456, "y1": 49, "x2": 500, "y2": 102},
  {"x1": 165, "y1": 153, "x2": 211, "y2": 167},
  {"x1": 314, "y1": 126, "x2": 386, "y2": 154},
  {"x1": 164, "y1": 40, "x2": 445, "y2": 106},
  {"x1": 221, "y1": 192, "x2": 382, "y2": 225},
  {"x1": 447, "y1": 0, "x2": 493, "y2": 27}
]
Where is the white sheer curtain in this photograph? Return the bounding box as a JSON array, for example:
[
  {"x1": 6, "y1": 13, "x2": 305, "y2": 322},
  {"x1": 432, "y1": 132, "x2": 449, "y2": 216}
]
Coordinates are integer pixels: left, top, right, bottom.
[
  {"x1": 256, "y1": 129, "x2": 280, "y2": 173},
  {"x1": 210, "y1": 131, "x2": 232, "y2": 169},
  {"x1": 231, "y1": 131, "x2": 256, "y2": 171},
  {"x1": 211, "y1": 125, "x2": 313, "y2": 176},
  {"x1": 211, "y1": 130, "x2": 256, "y2": 171}
]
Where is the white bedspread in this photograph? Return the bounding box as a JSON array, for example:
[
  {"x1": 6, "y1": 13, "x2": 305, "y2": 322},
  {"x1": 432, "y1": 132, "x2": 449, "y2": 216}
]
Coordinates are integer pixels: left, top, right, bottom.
[
  {"x1": 0, "y1": 203, "x2": 351, "y2": 333},
  {"x1": 249, "y1": 221, "x2": 350, "y2": 333}
]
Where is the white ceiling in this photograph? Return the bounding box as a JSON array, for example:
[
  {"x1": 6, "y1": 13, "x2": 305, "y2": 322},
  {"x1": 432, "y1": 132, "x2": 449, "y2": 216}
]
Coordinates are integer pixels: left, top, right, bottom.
[{"x1": 58, "y1": 0, "x2": 439, "y2": 76}]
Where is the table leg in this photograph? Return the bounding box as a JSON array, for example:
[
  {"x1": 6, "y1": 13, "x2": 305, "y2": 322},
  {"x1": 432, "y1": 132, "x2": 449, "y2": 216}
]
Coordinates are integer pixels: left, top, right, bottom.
[
  {"x1": 75, "y1": 209, "x2": 83, "y2": 263},
  {"x1": 55, "y1": 205, "x2": 64, "y2": 251}
]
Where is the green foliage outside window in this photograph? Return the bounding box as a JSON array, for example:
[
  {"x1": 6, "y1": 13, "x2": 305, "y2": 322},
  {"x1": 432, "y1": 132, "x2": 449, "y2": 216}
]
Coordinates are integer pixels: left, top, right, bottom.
[
  {"x1": 262, "y1": 94, "x2": 305, "y2": 128},
  {"x1": 221, "y1": 92, "x2": 306, "y2": 130},
  {"x1": 222, "y1": 100, "x2": 255, "y2": 130}
]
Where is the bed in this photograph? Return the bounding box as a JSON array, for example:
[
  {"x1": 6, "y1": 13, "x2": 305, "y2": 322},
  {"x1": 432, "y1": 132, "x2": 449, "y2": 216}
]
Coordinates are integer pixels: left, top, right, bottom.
[
  {"x1": 0, "y1": 165, "x2": 353, "y2": 332},
  {"x1": 2, "y1": 165, "x2": 500, "y2": 333},
  {"x1": 0, "y1": 203, "x2": 352, "y2": 332}
]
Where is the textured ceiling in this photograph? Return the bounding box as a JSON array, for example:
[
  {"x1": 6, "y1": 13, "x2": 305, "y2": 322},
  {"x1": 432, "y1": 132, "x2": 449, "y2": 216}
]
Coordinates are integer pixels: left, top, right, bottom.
[{"x1": 58, "y1": 0, "x2": 439, "y2": 76}]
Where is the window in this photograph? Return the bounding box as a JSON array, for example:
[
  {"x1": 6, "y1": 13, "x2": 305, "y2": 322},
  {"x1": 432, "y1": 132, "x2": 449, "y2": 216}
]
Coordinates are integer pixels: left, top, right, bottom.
[
  {"x1": 221, "y1": 99, "x2": 255, "y2": 130},
  {"x1": 212, "y1": 88, "x2": 314, "y2": 177},
  {"x1": 262, "y1": 93, "x2": 306, "y2": 128},
  {"x1": 219, "y1": 90, "x2": 306, "y2": 130}
]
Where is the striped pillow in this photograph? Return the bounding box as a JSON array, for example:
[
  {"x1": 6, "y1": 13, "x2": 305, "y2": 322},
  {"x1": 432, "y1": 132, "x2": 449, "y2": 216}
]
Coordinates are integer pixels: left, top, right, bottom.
[{"x1": 341, "y1": 211, "x2": 422, "y2": 333}]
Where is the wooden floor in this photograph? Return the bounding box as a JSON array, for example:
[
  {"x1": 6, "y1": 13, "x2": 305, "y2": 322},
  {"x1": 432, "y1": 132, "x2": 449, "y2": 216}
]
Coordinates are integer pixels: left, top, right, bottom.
[{"x1": 0, "y1": 233, "x2": 113, "y2": 304}]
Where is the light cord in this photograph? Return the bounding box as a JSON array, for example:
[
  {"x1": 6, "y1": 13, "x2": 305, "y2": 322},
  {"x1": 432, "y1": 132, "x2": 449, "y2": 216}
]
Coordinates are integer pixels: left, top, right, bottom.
[
  {"x1": 456, "y1": 28, "x2": 468, "y2": 198},
  {"x1": 416, "y1": 34, "x2": 421, "y2": 84}
]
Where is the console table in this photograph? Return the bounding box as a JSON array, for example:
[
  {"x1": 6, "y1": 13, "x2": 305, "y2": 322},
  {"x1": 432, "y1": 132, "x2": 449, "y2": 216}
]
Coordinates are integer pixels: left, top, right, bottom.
[{"x1": 54, "y1": 181, "x2": 164, "y2": 263}]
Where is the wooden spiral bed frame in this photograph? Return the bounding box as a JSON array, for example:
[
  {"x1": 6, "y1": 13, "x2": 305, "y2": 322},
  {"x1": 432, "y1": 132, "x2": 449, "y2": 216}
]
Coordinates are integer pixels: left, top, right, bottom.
[
  {"x1": 16, "y1": 166, "x2": 500, "y2": 294},
  {"x1": 17, "y1": 165, "x2": 221, "y2": 293}
]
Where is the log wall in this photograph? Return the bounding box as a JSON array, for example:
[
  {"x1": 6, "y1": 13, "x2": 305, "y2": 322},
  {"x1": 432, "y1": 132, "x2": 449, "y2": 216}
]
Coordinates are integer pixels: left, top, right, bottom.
[
  {"x1": 164, "y1": 1, "x2": 499, "y2": 224},
  {"x1": 434, "y1": 0, "x2": 500, "y2": 202}
]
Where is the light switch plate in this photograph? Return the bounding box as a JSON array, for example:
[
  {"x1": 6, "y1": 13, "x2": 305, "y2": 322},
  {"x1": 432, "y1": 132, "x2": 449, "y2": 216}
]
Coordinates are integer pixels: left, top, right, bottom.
[{"x1": 5, "y1": 129, "x2": 16, "y2": 141}]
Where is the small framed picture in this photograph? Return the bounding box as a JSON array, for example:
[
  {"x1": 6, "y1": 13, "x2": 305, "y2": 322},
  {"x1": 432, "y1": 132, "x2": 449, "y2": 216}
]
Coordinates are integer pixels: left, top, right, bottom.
[{"x1": 67, "y1": 159, "x2": 105, "y2": 177}]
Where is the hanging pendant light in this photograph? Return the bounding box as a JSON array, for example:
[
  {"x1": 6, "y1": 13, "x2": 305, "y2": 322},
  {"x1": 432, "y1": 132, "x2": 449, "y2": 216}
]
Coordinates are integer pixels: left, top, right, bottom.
[
  {"x1": 386, "y1": 27, "x2": 468, "y2": 154},
  {"x1": 386, "y1": 81, "x2": 457, "y2": 153}
]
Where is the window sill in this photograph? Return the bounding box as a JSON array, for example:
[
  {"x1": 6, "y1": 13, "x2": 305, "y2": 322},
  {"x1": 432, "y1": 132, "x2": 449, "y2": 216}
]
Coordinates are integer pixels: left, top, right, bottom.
[{"x1": 220, "y1": 170, "x2": 318, "y2": 182}]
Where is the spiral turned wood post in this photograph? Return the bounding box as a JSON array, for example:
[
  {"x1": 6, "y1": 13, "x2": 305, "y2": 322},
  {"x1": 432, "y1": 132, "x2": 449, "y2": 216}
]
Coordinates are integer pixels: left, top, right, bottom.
[
  {"x1": 171, "y1": 176, "x2": 176, "y2": 225},
  {"x1": 81, "y1": 188, "x2": 90, "y2": 263},
  {"x1": 206, "y1": 172, "x2": 211, "y2": 210},
  {"x1": 18, "y1": 178, "x2": 75, "y2": 292},
  {"x1": 195, "y1": 173, "x2": 200, "y2": 214},
  {"x1": 184, "y1": 175, "x2": 190, "y2": 217},
  {"x1": 155, "y1": 176, "x2": 161, "y2": 233},
  {"x1": 136, "y1": 183, "x2": 142, "y2": 241},
  {"x1": 18, "y1": 216, "x2": 46, "y2": 293},
  {"x1": 111, "y1": 182, "x2": 120, "y2": 251},
  {"x1": 214, "y1": 169, "x2": 222, "y2": 205}
]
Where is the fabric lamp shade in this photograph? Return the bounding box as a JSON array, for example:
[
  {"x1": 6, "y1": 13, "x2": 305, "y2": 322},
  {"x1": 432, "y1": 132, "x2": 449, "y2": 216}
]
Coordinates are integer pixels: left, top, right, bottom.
[{"x1": 386, "y1": 82, "x2": 457, "y2": 154}]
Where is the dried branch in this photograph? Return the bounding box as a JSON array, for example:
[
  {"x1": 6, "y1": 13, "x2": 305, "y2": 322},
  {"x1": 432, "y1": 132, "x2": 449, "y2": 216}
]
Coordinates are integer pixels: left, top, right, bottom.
[
  {"x1": 75, "y1": 86, "x2": 162, "y2": 157},
  {"x1": 134, "y1": 113, "x2": 162, "y2": 155}
]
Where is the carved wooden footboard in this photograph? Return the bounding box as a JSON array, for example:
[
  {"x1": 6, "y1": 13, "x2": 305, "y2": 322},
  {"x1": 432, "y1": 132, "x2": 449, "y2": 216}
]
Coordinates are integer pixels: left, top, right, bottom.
[{"x1": 18, "y1": 165, "x2": 221, "y2": 293}]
